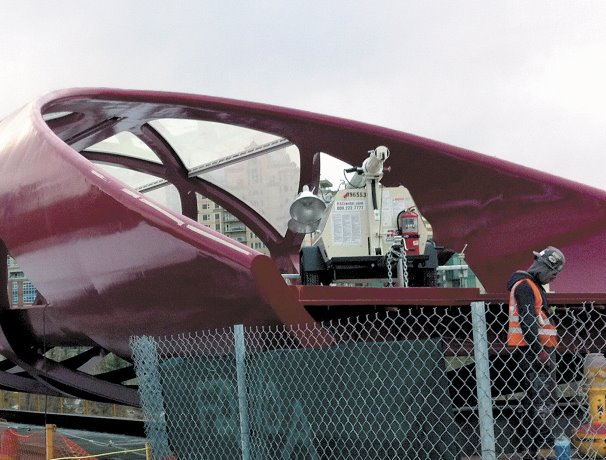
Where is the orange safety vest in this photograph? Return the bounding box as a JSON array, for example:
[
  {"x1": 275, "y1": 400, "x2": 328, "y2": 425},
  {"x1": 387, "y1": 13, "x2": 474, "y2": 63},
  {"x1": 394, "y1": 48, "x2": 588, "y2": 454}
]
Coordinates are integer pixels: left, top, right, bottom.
[{"x1": 507, "y1": 278, "x2": 558, "y2": 348}]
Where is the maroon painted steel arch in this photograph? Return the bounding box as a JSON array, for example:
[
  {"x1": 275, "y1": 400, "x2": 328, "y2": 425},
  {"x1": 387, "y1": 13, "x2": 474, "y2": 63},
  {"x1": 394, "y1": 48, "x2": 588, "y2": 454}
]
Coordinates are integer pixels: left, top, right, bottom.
[{"x1": 0, "y1": 88, "x2": 604, "y2": 404}]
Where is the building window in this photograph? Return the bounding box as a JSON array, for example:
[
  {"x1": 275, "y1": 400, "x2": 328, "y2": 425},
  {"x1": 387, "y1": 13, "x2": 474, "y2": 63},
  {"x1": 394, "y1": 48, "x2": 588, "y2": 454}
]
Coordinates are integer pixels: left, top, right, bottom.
[
  {"x1": 7, "y1": 256, "x2": 17, "y2": 268},
  {"x1": 214, "y1": 213, "x2": 220, "y2": 220},
  {"x1": 202, "y1": 203, "x2": 209, "y2": 210},
  {"x1": 12, "y1": 281, "x2": 18, "y2": 305},
  {"x1": 249, "y1": 168, "x2": 261, "y2": 182},
  {"x1": 215, "y1": 224, "x2": 221, "y2": 231},
  {"x1": 23, "y1": 281, "x2": 37, "y2": 304},
  {"x1": 202, "y1": 215, "x2": 210, "y2": 221}
]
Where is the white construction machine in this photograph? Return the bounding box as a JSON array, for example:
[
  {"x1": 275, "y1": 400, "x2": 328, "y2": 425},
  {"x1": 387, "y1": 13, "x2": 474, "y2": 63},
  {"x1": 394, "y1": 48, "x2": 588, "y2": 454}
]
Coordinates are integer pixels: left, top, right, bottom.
[{"x1": 292, "y1": 146, "x2": 443, "y2": 287}]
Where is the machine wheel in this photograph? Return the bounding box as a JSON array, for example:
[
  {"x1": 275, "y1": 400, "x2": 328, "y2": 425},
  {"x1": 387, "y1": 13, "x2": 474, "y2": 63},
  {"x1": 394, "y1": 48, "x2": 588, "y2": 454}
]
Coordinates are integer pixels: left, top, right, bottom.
[{"x1": 320, "y1": 270, "x2": 333, "y2": 286}]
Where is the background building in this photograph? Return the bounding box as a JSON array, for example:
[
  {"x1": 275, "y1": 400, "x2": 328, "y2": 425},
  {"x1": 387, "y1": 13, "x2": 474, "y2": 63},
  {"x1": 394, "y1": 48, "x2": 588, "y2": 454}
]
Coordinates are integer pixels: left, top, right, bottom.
[
  {"x1": 196, "y1": 194, "x2": 270, "y2": 254},
  {"x1": 6, "y1": 255, "x2": 38, "y2": 308}
]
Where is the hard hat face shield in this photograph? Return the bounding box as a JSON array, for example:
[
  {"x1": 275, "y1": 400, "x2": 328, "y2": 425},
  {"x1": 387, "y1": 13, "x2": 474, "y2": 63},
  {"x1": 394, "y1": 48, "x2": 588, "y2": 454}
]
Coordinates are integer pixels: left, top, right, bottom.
[
  {"x1": 551, "y1": 264, "x2": 564, "y2": 274},
  {"x1": 533, "y1": 247, "x2": 565, "y2": 273}
]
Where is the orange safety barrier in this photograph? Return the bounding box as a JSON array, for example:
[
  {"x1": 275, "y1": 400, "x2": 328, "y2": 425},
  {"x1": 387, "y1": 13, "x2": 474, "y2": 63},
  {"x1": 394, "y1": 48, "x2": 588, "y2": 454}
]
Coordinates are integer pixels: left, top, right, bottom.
[
  {"x1": 0, "y1": 428, "x2": 18, "y2": 460},
  {"x1": 0, "y1": 421, "x2": 97, "y2": 460}
]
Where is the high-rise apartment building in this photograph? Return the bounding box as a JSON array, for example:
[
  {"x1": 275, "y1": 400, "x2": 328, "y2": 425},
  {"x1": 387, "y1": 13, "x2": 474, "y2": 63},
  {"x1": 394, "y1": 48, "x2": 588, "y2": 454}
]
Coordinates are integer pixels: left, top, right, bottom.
[
  {"x1": 6, "y1": 255, "x2": 38, "y2": 308},
  {"x1": 196, "y1": 195, "x2": 270, "y2": 254},
  {"x1": 195, "y1": 140, "x2": 300, "y2": 255}
]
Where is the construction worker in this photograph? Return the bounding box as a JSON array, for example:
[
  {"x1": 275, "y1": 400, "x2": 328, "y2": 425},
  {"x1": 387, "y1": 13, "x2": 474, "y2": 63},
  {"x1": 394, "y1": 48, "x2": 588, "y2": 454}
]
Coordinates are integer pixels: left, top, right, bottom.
[{"x1": 507, "y1": 246, "x2": 565, "y2": 459}]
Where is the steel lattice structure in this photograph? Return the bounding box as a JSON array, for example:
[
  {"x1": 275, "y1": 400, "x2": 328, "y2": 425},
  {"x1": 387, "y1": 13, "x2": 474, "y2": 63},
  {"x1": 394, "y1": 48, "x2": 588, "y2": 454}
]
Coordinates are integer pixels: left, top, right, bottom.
[{"x1": 0, "y1": 88, "x2": 604, "y2": 405}]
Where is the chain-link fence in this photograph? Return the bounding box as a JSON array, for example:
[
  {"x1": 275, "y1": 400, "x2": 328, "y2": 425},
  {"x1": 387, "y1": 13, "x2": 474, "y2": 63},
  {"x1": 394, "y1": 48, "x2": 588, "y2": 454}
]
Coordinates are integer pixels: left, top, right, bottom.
[{"x1": 131, "y1": 301, "x2": 606, "y2": 459}]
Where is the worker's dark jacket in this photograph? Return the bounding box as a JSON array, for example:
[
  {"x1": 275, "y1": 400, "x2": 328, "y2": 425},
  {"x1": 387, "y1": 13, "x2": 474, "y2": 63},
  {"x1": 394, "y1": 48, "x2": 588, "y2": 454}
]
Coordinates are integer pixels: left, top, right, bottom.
[
  {"x1": 507, "y1": 270, "x2": 556, "y2": 353},
  {"x1": 507, "y1": 271, "x2": 559, "y2": 452}
]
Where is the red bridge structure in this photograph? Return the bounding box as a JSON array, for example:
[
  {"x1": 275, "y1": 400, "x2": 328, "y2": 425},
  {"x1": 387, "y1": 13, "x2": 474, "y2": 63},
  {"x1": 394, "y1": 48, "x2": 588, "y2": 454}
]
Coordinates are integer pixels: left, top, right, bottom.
[{"x1": 0, "y1": 88, "x2": 605, "y2": 406}]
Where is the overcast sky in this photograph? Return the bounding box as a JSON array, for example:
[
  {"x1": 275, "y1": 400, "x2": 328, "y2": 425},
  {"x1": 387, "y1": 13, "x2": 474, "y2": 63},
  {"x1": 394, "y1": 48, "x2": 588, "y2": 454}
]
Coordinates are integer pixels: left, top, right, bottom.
[{"x1": 1, "y1": 1, "x2": 604, "y2": 190}]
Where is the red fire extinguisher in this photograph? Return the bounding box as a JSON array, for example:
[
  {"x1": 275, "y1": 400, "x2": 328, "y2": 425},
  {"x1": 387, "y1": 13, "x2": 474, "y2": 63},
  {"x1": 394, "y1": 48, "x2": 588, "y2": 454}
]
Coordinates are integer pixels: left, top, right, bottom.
[{"x1": 397, "y1": 208, "x2": 420, "y2": 255}]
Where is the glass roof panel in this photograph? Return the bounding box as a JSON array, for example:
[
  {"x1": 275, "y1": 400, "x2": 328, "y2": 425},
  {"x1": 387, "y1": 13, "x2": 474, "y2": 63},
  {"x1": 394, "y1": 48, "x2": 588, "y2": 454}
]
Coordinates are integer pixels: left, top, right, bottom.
[
  {"x1": 148, "y1": 119, "x2": 282, "y2": 169},
  {"x1": 85, "y1": 132, "x2": 161, "y2": 164},
  {"x1": 93, "y1": 163, "x2": 181, "y2": 213},
  {"x1": 199, "y1": 144, "x2": 300, "y2": 236},
  {"x1": 92, "y1": 120, "x2": 302, "y2": 236},
  {"x1": 94, "y1": 163, "x2": 161, "y2": 190},
  {"x1": 42, "y1": 111, "x2": 73, "y2": 122},
  {"x1": 143, "y1": 184, "x2": 181, "y2": 214}
]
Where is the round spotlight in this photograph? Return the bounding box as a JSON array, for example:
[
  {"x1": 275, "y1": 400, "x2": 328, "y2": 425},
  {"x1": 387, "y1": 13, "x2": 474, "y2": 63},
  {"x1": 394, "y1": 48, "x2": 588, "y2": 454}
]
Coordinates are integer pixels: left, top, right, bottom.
[{"x1": 289, "y1": 185, "x2": 326, "y2": 225}]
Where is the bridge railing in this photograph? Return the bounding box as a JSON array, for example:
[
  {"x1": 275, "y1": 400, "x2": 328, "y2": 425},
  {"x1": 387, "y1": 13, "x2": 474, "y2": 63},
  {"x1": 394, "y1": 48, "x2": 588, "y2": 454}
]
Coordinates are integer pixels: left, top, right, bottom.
[
  {"x1": 131, "y1": 300, "x2": 606, "y2": 459},
  {"x1": 0, "y1": 391, "x2": 142, "y2": 420}
]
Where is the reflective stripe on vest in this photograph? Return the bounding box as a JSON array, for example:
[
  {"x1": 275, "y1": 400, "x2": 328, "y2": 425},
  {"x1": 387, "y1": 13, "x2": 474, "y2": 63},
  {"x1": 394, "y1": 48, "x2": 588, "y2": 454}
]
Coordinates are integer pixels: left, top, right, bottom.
[{"x1": 507, "y1": 278, "x2": 558, "y2": 348}]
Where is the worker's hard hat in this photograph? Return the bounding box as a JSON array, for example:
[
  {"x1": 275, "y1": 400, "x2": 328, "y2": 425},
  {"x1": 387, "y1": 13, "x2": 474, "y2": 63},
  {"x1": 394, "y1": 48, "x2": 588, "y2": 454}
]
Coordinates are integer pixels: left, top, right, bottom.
[{"x1": 533, "y1": 246, "x2": 566, "y2": 272}]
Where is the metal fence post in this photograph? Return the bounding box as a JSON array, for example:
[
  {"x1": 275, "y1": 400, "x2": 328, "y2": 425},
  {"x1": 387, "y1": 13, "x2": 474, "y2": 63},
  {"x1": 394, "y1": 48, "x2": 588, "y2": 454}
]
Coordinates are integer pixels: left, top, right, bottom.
[
  {"x1": 234, "y1": 324, "x2": 251, "y2": 460},
  {"x1": 45, "y1": 423, "x2": 55, "y2": 460},
  {"x1": 471, "y1": 301, "x2": 496, "y2": 460},
  {"x1": 130, "y1": 336, "x2": 172, "y2": 460}
]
